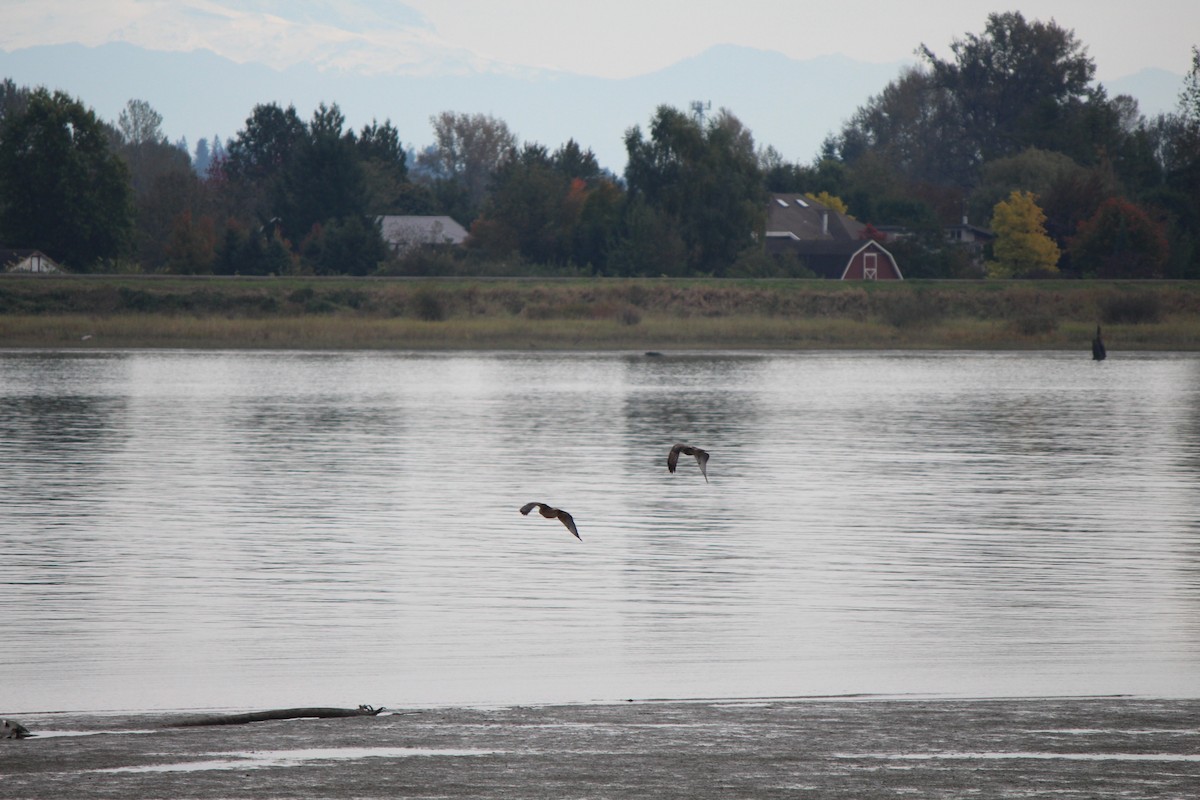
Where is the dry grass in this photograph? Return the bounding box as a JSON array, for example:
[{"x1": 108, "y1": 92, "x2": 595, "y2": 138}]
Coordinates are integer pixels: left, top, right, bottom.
[
  {"x1": 4, "y1": 311, "x2": 1194, "y2": 351},
  {"x1": 2, "y1": 276, "x2": 1198, "y2": 350}
]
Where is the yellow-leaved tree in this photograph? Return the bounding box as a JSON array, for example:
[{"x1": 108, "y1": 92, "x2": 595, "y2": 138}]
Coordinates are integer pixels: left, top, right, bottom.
[
  {"x1": 806, "y1": 191, "x2": 850, "y2": 214},
  {"x1": 988, "y1": 190, "x2": 1060, "y2": 278}
]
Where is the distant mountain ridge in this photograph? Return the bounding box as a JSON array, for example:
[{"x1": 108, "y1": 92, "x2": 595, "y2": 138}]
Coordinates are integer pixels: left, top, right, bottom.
[{"x1": 0, "y1": 42, "x2": 1184, "y2": 173}]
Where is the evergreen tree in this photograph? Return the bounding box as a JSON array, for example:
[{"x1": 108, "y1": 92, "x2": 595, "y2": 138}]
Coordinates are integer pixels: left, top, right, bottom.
[
  {"x1": 193, "y1": 138, "x2": 212, "y2": 177},
  {"x1": 356, "y1": 118, "x2": 410, "y2": 213},
  {"x1": 221, "y1": 103, "x2": 305, "y2": 226},
  {"x1": 278, "y1": 102, "x2": 366, "y2": 243}
]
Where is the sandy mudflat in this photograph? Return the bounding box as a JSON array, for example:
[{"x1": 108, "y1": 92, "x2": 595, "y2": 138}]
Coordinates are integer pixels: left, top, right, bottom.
[{"x1": 3, "y1": 697, "x2": 1198, "y2": 799}]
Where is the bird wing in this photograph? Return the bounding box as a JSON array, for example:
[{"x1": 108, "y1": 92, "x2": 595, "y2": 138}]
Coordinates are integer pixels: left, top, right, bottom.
[
  {"x1": 694, "y1": 449, "x2": 710, "y2": 482},
  {"x1": 555, "y1": 509, "x2": 581, "y2": 540},
  {"x1": 667, "y1": 443, "x2": 684, "y2": 473},
  {"x1": 519, "y1": 502, "x2": 540, "y2": 516}
]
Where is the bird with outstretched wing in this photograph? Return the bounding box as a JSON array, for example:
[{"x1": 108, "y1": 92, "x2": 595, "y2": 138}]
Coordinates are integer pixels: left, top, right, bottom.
[
  {"x1": 667, "y1": 443, "x2": 709, "y2": 483},
  {"x1": 520, "y1": 502, "x2": 581, "y2": 540}
]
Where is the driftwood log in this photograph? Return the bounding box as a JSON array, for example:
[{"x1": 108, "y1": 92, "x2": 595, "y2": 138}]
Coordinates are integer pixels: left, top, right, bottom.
[{"x1": 170, "y1": 704, "x2": 385, "y2": 727}]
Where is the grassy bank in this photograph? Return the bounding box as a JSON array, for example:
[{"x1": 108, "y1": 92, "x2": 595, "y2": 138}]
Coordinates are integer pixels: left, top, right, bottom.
[{"x1": 2, "y1": 275, "x2": 1198, "y2": 350}]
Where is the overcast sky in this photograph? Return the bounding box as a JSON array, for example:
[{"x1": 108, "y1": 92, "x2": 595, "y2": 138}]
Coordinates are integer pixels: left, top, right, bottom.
[
  {"x1": 2, "y1": 0, "x2": 1196, "y2": 81},
  {"x1": 400, "y1": 0, "x2": 1198, "y2": 80}
]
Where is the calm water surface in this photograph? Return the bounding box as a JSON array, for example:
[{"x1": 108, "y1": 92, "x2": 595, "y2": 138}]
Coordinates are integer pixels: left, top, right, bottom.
[{"x1": 1, "y1": 349, "x2": 1198, "y2": 713}]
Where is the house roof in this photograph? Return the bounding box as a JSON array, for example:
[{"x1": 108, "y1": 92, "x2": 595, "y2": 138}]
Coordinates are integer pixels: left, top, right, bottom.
[
  {"x1": 765, "y1": 194, "x2": 867, "y2": 242},
  {"x1": 377, "y1": 215, "x2": 468, "y2": 247}
]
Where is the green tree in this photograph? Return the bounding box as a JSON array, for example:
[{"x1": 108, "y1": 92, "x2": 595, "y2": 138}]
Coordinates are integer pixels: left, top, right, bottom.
[
  {"x1": 1069, "y1": 196, "x2": 1169, "y2": 278},
  {"x1": 135, "y1": 169, "x2": 211, "y2": 272},
  {"x1": 835, "y1": 66, "x2": 974, "y2": 188},
  {"x1": 868, "y1": 195, "x2": 976, "y2": 279},
  {"x1": 1179, "y1": 45, "x2": 1200, "y2": 130},
  {"x1": 551, "y1": 138, "x2": 602, "y2": 182},
  {"x1": 1163, "y1": 46, "x2": 1200, "y2": 277},
  {"x1": 988, "y1": 190, "x2": 1060, "y2": 278},
  {"x1": 469, "y1": 144, "x2": 573, "y2": 264},
  {"x1": 919, "y1": 12, "x2": 1096, "y2": 164},
  {"x1": 607, "y1": 197, "x2": 688, "y2": 277},
  {"x1": 212, "y1": 223, "x2": 295, "y2": 276},
  {"x1": 225, "y1": 103, "x2": 306, "y2": 181},
  {"x1": 762, "y1": 151, "x2": 812, "y2": 193},
  {"x1": 115, "y1": 99, "x2": 190, "y2": 196},
  {"x1": 969, "y1": 147, "x2": 1114, "y2": 255},
  {"x1": 220, "y1": 102, "x2": 306, "y2": 224},
  {"x1": 117, "y1": 98, "x2": 165, "y2": 148},
  {"x1": 623, "y1": 105, "x2": 763, "y2": 275},
  {"x1": 573, "y1": 177, "x2": 624, "y2": 273},
  {"x1": 416, "y1": 111, "x2": 518, "y2": 216},
  {"x1": 0, "y1": 78, "x2": 31, "y2": 125},
  {"x1": 1125, "y1": 49, "x2": 1200, "y2": 279},
  {"x1": 164, "y1": 210, "x2": 217, "y2": 274},
  {"x1": 279, "y1": 102, "x2": 367, "y2": 243},
  {"x1": 0, "y1": 88, "x2": 133, "y2": 270},
  {"x1": 970, "y1": 148, "x2": 1087, "y2": 224},
  {"x1": 356, "y1": 118, "x2": 411, "y2": 213},
  {"x1": 469, "y1": 139, "x2": 605, "y2": 266},
  {"x1": 113, "y1": 99, "x2": 201, "y2": 270},
  {"x1": 300, "y1": 216, "x2": 387, "y2": 276}
]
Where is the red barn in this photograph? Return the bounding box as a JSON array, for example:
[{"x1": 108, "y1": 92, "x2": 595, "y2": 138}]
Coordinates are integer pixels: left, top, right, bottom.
[{"x1": 764, "y1": 194, "x2": 903, "y2": 280}]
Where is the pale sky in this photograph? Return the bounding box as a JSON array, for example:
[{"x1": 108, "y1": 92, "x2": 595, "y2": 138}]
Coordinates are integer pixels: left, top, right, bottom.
[
  {"x1": 1, "y1": 0, "x2": 1196, "y2": 81},
  {"x1": 401, "y1": 1, "x2": 1197, "y2": 81}
]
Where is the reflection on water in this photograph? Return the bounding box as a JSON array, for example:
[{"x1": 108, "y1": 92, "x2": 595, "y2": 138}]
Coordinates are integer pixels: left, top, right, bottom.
[{"x1": 1, "y1": 349, "x2": 1198, "y2": 712}]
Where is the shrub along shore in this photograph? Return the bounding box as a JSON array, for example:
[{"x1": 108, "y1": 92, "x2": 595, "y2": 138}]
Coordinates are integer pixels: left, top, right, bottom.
[{"x1": 1, "y1": 275, "x2": 1198, "y2": 351}]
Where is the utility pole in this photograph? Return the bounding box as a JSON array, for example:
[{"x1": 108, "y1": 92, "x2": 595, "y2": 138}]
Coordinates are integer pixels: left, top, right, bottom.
[{"x1": 690, "y1": 100, "x2": 711, "y2": 125}]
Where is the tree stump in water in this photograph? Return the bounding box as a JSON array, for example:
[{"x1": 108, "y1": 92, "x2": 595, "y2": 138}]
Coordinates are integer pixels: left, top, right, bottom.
[{"x1": 2, "y1": 718, "x2": 34, "y2": 738}]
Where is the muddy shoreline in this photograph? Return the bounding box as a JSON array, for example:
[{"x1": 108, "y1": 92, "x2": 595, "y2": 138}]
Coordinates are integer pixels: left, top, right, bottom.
[{"x1": 4, "y1": 697, "x2": 1198, "y2": 798}]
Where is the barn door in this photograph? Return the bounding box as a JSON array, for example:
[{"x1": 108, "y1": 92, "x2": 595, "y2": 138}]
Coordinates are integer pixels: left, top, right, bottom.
[{"x1": 863, "y1": 251, "x2": 878, "y2": 280}]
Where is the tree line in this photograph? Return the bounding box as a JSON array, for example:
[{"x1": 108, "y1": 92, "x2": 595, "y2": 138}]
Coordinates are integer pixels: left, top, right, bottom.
[{"x1": 1, "y1": 12, "x2": 1198, "y2": 280}]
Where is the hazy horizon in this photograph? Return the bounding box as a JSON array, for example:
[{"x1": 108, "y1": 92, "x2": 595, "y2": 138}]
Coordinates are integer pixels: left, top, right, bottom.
[
  {"x1": 1, "y1": 1, "x2": 1193, "y2": 172},
  {"x1": 3, "y1": 1, "x2": 1195, "y2": 82}
]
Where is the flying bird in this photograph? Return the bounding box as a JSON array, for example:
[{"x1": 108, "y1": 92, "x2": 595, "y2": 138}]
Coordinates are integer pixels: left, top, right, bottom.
[
  {"x1": 1, "y1": 718, "x2": 33, "y2": 739},
  {"x1": 668, "y1": 443, "x2": 709, "y2": 483},
  {"x1": 1092, "y1": 325, "x2": 1106, "y2": 361},
  {"x1": 519, "y1": 502, "x2": 580, "y2": 540}
]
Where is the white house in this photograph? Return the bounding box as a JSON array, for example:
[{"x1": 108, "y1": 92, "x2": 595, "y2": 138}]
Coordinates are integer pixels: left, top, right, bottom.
[{"x1": 1, "y1": 249, "x2": 64, "y2": 273}]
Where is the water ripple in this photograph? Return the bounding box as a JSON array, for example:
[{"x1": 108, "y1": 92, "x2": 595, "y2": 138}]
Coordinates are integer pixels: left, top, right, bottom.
[{"x1": 1, "y1": 349, "x2": 1198, "y2": 711}]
